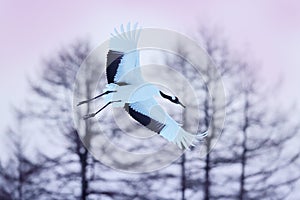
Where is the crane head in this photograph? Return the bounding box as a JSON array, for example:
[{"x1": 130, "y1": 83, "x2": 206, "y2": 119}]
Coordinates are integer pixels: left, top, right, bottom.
[{"x1": 159, "y1": 91, "x2": 185, "y2": 108}]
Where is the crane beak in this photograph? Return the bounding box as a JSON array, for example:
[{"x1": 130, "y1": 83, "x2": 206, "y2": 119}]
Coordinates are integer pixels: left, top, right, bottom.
[{"x1": 179, "y1": 102, "x2": 186, "y2": 108}]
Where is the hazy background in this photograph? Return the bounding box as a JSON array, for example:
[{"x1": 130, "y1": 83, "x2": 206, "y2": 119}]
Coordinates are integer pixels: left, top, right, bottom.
[{"x1": 0, "y1": 0, "x2": 300, "y2": 199}]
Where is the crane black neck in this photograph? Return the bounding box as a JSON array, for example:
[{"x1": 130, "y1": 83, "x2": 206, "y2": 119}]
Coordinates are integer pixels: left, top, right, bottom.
[{"x1": 159, "y1": 91, "x2": 176, "y2": 103}]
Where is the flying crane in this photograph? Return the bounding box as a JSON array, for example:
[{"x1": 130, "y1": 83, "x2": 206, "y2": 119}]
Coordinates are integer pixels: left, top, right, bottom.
[{"x1": 77, "y1": 23, "x2": 206, "y2": 149}]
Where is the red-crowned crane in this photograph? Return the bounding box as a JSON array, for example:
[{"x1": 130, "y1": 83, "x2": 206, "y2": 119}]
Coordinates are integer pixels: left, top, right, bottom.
[{"x1": 77, "y1": 23, "x2": 206, "y2": 150}]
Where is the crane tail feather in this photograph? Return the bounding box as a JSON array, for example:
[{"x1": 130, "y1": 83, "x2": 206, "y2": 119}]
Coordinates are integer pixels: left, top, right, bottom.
[{"x1": 172, "y1": 129, "x2": 207, "y2": 150}]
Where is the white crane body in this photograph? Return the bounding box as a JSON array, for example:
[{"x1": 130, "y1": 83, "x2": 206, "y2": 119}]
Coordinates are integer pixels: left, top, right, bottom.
[{"x1": 77, "y1": 23, "x2": 207, "y2": 150}]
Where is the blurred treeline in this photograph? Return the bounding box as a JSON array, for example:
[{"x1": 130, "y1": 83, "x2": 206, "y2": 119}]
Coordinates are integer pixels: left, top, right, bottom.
[{"x1": 0, "y1": 27, "x2": 300, "y2": 200}]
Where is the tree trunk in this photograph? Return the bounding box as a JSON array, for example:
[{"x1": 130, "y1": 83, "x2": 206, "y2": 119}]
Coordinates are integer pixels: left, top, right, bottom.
[
  {"x1": 239, "y1": 93, "x2": 249, "y2": 200},
  {"x1": 79, "y1": 77, "x2": 92, "y2": 200},
  {"x1": 204, "y1": 145, "x2": 211, "y2": 200},
  {"x1": 203, "y1": 79, "x2": 211, "y2": 200},
  {"x1": 181, "y1": 153, "x2": 186, "y2": 200},
  {"x1": 80, "y1": 147, "x2": 88, "y2": 200},
  {"x1": 17, "y1": 155, "x2": 23, "y2": 200},
  {"x1": 239, "y1": 143, "x2": 246, "y2": 200}
]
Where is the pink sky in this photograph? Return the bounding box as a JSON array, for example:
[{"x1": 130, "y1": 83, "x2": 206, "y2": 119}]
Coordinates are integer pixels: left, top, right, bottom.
[{"x1": 1, "y1": 0, "x2": 300, "y2": 132}]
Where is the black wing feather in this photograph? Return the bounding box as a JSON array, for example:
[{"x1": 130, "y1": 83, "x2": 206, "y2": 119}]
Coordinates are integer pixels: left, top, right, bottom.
[
  {"x1": 106, "y1": 50, "x2": 124, "y2": 83},
  {"x1": 124, "y1": 104, "x2": 165, "y2": 134}
]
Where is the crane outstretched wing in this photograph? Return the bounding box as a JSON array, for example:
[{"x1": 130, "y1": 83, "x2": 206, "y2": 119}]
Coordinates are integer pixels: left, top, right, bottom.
[
  {"x1": 124, "y1": 98, "x2": 201, "y2": 150},
  {"x1": 106, "y1": 23, "x2": 144, "y2": 85},
  {"x1": 124, "y1": 98, "x2": 166, "y2": 134}
]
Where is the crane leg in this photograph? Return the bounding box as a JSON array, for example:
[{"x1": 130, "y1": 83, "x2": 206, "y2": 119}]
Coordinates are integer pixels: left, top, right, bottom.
[
  {"x1": 77, "y1": 91, "x2": 116, "y2": 106},
  {"x1": 83, "y1": 100, "x2": 121, "y2": 120}
]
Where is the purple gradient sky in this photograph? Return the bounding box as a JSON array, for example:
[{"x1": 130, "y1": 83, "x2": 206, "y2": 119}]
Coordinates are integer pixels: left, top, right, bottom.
[{"x1": 1, "y1": 0, "x2": 300, "y2": 133}]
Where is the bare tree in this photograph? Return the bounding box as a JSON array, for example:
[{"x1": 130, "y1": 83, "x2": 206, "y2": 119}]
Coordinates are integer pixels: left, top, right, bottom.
[
  {"x1": 159, "y1": 28, "x2": 240, "y2": 200},
  {"x1": 232, "y1": 65, "x2": 300, "y2": 200},
  {"x1": 26, "y1": 40, "x2": 165, "y2": 200},
  {"x1": 26, "y1": 40, "x2": 112, "y2": 199},
  {"x1": 197, "y1": 28, "x2": 300, "y2": 200},
  {"x1": 0, "y1": 111, "x2": 50, "y2": 200}
]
